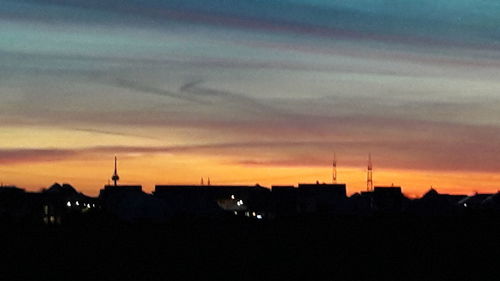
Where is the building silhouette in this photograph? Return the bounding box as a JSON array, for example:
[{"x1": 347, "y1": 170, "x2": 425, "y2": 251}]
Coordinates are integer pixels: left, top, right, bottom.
[
  {"x1": 271, "y1": 185, "x2": 298, "y2": 218},
  {"x1": 408, "y1": 188, "x2": 466, "y2": 216},
  {"x1": 372, "y1": 186, "x2": 405, "y2": 213},
  {"x1": 99, "y1": 184, "x2": 166, "y2": 222},
  {"x1": 0, "y1": 179, "x2": 499, "y2": 225},
  {"x1": 297, "y1": 182, "x2": 347, "y2": 214},
  {"x1": 153, "y1": 184, "x2": 270, "y2": 218}
]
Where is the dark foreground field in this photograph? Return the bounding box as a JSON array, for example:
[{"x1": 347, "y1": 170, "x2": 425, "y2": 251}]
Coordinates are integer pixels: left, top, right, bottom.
[{"x1": 1, "y1": 215, "x2": 499, "y2": 281}]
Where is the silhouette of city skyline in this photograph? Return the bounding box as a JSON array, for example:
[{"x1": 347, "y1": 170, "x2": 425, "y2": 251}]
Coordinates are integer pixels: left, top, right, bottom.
[
  {"x1": 1, "y1": 156, "x2": 499, "y2": 226},
  {"x1": 3, "y1": 2, "x2": 500, "y2": 279},
  {"x1": 1, "y1": 161, "x2": 499, "y2": 281}
]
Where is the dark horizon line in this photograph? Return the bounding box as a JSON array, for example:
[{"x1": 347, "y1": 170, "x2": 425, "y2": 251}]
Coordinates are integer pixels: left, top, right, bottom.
[{"x1": 2, "y1": 181, "x2": 498, "y2": 200}]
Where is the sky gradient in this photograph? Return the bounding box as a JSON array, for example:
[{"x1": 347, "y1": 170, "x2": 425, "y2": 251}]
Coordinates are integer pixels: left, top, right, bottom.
[{"x1": 1, "y1": 0, "x2": 500, "y2": 196}]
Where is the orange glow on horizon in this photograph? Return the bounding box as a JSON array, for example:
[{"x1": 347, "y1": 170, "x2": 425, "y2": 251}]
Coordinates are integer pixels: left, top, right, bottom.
[{"x1": 1, "y1": 153, "x2": 498, "y2": 197}]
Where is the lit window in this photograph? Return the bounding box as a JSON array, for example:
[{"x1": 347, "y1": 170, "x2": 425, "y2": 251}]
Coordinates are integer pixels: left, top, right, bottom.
[
  {"x1": 234, "y1": 211, "x2": 238, "y2": 215},
  {"x1": 256, "y1": 215, "x2": 263, "y2": 219},
  {"x1": 231, "y1": 195, "x2": 235, "y2": 199},
  {"x1": 66, "y1": 201, "x2": 71, "y2": 207},
  {"x1": 76, "y1": 201, "x2": 79, "y2": 206},
  {"x1": 252, "y1": 212, "x2": 256, "y2": 217},
  {"x1": 463, "y1": 203, "x2": 468, "y2": 207}
]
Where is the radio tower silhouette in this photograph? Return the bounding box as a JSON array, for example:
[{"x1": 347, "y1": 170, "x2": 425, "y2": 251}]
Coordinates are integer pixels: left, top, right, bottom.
[
  {"x1": 332, "y1": 153, "x2": 337, "y2": 184},
  {"x1": 367, "y1": 153, "x2": 373, "y2": 191},
  {"x1": 111, "y1": 156, "x2": 120, "y2": 186}
]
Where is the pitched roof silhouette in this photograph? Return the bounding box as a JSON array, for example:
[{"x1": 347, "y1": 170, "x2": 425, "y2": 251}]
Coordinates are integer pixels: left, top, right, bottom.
[{"x1": 45, "y1": 183, "x2": 78, "y2": 195}]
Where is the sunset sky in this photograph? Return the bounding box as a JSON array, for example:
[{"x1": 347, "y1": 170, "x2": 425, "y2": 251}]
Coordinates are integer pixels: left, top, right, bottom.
[{"x1": 1, "y1": 0, "x2": 500, "y2": 196}]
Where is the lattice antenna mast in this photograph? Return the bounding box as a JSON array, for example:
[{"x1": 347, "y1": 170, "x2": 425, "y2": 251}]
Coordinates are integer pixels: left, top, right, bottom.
[
  {"x1": 367, "y1": 153, "x2": 373, "y2": 191},
  {"x1": 111, "y1": 156, "x2": 120, "y2": 187},
  {"x1": 332, "y1": 153, "x2": 337, "y2": 184}
]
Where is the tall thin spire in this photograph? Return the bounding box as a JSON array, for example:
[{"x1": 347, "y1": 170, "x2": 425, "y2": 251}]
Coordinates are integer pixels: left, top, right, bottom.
[
  {"x1": 332, "y1": 152, "x2": 337, "y2": 184},
  {"x1": 367, "y1": 153, "x2": 373, "y2": 191},
  {"x1": 207, "y1": 177, "x2": 211, "y2": 186},
  {"x1": 111, "y1": 156, "x2": 120, "y2": 186},
  {"x1": 201, "y1": 177, "x2": 204, "y2": 186}
]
